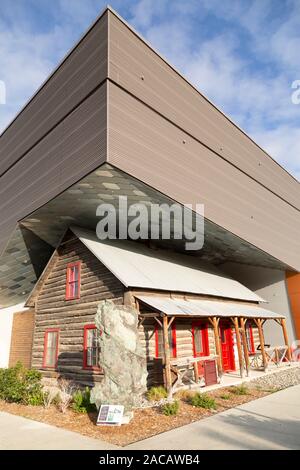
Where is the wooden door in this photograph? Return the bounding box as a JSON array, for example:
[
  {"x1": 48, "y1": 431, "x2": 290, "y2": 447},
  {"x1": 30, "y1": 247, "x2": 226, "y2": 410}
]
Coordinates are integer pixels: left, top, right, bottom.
[
  {"x1": 192, "y1": 322, "x2": 209, "y2": 375},
  {"x1": 220, "y1": 323, "x2": 235, "y2": 371}
]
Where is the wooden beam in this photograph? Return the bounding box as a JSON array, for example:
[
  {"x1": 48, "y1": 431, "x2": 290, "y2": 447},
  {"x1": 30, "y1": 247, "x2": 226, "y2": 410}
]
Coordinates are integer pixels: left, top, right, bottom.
[
  {"x1": 168, "y1": 316, "x2": 176, "y2": 329},
  {"x1": 254, "y1": 318, "x2": 267, "y2": 370},
  {"x1": 232, "y1": 317, "x2": 244, "y2": 378},
  {"x1": 240, "y1": 317, "x2": 250, "y2": 377},
  {"x1": 162, "y1": 315, "x2": 172, "y2": 399},
  {"x1": 211, "y1": 317, "x2": 223, "y2": 376},
  {"x1": 154, "y1": 316, "x2": 163, "y2": 328},
  {"x1": 281, "y1": 318, "x2": 292, "y2": 361}
]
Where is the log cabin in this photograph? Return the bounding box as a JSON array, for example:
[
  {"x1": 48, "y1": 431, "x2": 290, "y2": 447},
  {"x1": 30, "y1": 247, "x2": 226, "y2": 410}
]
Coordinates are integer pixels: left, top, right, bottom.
[{"x1": 26, "y1": 226, "x2": 292, "y2": 392}]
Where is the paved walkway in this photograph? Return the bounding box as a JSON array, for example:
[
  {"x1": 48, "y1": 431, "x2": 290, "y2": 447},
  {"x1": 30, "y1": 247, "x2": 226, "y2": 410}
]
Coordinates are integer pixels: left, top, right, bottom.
[
  {"x1": 128, "y1": 384, "x2": 300, "y2": 450},
  {"x1": 0, "y1": 385, "x2": 299, "y2": 450},
  {"x1": 0, "y1": 412, "x2": 118, "y2": 450}
]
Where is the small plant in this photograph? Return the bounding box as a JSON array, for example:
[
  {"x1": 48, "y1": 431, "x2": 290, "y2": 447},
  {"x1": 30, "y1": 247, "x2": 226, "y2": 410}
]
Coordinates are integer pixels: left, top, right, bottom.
[
  {"x1": 161, "y1": 400, "x2": 179, "y2": 416},
  {"x1": 146, "y1": 386, "x2": 168, "y2": 401},
  {"x1": 0, "y1": 362, "x2": 43, "y2": 405},
  {"x1": 189, "y1": 392, "x2": 217, "y2": 410},
  {"x1": 57, "y1": 379, "x2": 75, "y2": 413},
  {"x1": 72, "y1": 387, "x2": 96, "y2": 413},
  {"x1": 231, "y1": 384, "x2": 249, "y2": 396},
  {"x1": 42, "y1": 388, "x2": 58, "y2": 409},
  {"x1": 175, "y1": 389, "x2": 193, "y2": 401},
  {"x1": 219, "y1": 393, "x2": 231, "y2": 400}
]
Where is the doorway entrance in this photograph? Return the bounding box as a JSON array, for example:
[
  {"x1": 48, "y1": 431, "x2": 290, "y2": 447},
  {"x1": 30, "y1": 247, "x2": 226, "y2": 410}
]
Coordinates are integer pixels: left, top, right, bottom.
[
  {"x1": 219, "y1": 323, "x2": 235, "y2": 371},
  {"x1": 192, "y1": 321, "x2": 209, "y2": 375}
]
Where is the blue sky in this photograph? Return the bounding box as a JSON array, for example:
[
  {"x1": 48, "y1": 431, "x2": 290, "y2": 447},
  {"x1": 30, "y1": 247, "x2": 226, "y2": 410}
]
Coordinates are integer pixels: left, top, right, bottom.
[{"x1": 0, "y1": 0, "x2": 299, "y2": 180}]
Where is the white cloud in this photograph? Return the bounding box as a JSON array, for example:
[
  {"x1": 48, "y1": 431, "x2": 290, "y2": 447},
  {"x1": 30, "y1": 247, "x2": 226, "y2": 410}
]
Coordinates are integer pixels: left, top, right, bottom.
[
  {"x1": 0, "y1": 0, "x2": 299, "y2": 182},
  {"x1": 129, "y1": 0, "x2": 300, "y2": 181}
]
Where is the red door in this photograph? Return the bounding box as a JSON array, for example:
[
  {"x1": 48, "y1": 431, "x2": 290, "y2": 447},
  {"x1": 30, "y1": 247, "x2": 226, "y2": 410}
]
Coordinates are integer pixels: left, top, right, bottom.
[
  {"x1": 192, "y1": 322, "x2": 209, "y2": 375},
  {"x1": 220, "y1": 323, "x2": 235, "y2": 371}
]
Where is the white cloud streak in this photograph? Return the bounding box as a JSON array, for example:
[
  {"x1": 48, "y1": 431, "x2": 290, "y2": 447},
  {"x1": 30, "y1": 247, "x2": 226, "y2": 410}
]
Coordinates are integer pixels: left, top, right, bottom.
[{"x1": 0, "y1": 0, "x2": 299, "y2": 181}]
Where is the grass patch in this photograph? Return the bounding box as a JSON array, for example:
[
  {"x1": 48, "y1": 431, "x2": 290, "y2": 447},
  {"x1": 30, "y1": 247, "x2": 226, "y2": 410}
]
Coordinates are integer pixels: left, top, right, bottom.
[
  {"x1": 219, "y1": 393, "x2": 231, "y2": 400},
  {"x1": 230, "y1": 384, "x2": 249, "y2": 396},
  {"x1": 189, "y1": 393, "x2": 217, "y2": 410},
  {"x1": 161, "y1": 400, "x2": 179, "y2": 416},
  {"x1": 147, "y1": 386, "x2": 168, "y2": 401}
]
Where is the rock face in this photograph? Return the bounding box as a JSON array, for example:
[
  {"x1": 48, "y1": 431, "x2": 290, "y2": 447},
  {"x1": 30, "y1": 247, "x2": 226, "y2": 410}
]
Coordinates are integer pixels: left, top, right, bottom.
[{"x1": 90, "y1": 300, "x2": 148, "y2": 411}]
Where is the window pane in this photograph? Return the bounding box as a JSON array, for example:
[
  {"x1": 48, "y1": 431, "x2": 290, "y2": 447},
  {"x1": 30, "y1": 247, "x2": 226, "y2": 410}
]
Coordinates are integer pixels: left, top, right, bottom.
[
  {"x1": 246, "y1": 326, "x2": 252, "y2": 351},
  {"x1": 156, "y1": 328, "x2": 175, "y2": 358},
  {"x1": 45, "y1": 332, "x2": 57, "y2": 367},
  {"x1": 67, "y1": 265, "x2": 80, "y2": 299},
  {"x1": 86, "y1": 328, "x2": 99, "y2": 367},
  {"x1": 194, "y1": 328, "x2": 203, "y2": 354}
]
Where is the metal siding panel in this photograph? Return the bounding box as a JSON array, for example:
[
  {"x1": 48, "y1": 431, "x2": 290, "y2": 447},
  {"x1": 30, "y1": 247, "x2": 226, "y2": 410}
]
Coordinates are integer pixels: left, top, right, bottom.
[
  {"x1": 0, "y1": 12, "x2": 108, "y2": 175},
  {"x1": 108, "y1": 11, "x2": 300, "y2": 210},
  {"x1": 108, "y1": 82, "x2": 300, "y2": 271},
  {"x1": 0, "y1": 84, "x2": 107, "y2": 235}
]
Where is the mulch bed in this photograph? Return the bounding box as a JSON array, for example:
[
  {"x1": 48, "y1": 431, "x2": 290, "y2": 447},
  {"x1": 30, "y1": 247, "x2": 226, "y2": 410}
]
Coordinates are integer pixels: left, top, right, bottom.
[{"x1": 0, "y1": 386, "x2": 271, "y2": 446}]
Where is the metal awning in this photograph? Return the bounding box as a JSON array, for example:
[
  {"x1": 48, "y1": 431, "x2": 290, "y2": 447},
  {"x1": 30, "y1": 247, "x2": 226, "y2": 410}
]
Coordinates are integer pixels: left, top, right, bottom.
[{"x1": 136, "y1": 295, "x2": 285, "y2": 319}]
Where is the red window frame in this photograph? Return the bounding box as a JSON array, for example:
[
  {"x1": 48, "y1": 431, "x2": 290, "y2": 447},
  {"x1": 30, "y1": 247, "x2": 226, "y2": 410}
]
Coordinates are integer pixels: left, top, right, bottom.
[
  {"x1": 192, "y1": 322, "x2": 210, "y2": 357},
  {"x1": 155, "y1": 322, "x2": 177, "y2": 359},
  {"x1": 43, "y1": 328, "x2": 59, "y2": 368},
  {"x1": 65, "y1": 261, "x2": 81, "y2": 300},
  {"x1": 83, "y1": 324, "x2": 101, "y2": 371},
  {"x1": 245, "y1": 323, "x2": 255, "y2": 354}
]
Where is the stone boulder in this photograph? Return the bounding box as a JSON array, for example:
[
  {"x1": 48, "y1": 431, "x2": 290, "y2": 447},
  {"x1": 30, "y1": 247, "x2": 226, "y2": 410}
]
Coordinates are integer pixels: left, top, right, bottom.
[{"x1": 90, "y1": 300, "x2": 148, "y2": 411}]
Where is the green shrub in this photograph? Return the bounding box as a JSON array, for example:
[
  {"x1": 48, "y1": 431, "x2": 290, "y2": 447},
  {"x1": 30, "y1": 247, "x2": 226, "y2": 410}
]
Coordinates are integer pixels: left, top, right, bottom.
[
  {"x1": 219, "y1": 393, "x2": 231, "y2": 400},
  {"x1": 189, "y1": 393, "x2": 217, "y2": 410},
  {"x1": 146, "y1": 386, "x2": 168, "y2": 401},
  {"x1": 230, "y1": 384, "x2": 249, "y2": 396},
  {"x1": 72, "y1": 387, "x2": 96, "y2": 413},
  {"x1": 161, "y1": 400, "x2": 179, "y2": 416},
  {"x1": 0, "y1": 362, "x2": 43, "y2": 405}
]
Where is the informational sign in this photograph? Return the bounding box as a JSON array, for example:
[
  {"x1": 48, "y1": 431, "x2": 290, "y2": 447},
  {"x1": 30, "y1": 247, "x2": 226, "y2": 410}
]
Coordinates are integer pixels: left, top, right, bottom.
[{"x1": 96, "y1": 405, "x2": 124, "y2": 426}]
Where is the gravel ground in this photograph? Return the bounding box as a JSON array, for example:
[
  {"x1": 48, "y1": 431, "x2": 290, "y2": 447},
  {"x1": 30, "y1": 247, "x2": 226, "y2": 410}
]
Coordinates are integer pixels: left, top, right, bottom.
[{"x1": 250, "y1": 364, "x2": 300, "y2": 390}]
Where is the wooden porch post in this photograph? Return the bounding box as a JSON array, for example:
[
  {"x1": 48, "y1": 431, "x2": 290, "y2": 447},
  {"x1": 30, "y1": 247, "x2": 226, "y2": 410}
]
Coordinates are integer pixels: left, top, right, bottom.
[
  {"x1": 210, "y1": 317, "x2": 223, "y2": 376},
  {"x1": 240, "y1": 318, "x2": 250, "y2": 377},
  {"x1": 254, "y1": 318, "x2": 267, "y2": 370},
  {"x1": 233, "y1": 317, "x2": 244, "y2": 378},
  {"x1": 162, "y1": 315, "x2": 172, "y2": 399},
  {"x1": 281, "y1": 318, "x2": 292, "y2": 362}
]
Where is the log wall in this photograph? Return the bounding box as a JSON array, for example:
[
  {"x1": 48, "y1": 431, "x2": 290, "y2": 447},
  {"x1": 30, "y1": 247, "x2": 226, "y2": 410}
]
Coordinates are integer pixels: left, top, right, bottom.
[{"x1": 31, "y1": 237, "x2": 124, "y2": 386}]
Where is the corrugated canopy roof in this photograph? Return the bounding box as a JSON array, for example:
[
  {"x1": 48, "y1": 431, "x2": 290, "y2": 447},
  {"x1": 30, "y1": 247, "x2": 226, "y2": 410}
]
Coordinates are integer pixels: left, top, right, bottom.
[
  {"x1": 135, "y1": 295, "x2": 284, "y2": 319},
  {"x1": 71, "y1": 226, "x2": 265, "y2": 303}
]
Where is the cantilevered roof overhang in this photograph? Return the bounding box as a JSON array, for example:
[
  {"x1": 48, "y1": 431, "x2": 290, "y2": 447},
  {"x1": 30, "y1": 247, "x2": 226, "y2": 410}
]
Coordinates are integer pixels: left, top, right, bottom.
[{"x1": 0, "y1": 164, "x2": 292, "y2": 308}]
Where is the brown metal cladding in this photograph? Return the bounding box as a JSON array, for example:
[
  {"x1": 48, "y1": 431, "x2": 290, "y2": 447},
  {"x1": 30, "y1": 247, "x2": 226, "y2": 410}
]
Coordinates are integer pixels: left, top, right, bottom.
[
  {"x1": 1, "y1": 6, "x2": 300, "y2": 273},
  {"x1": 0, "y1": 84, "x2": 107, "y2": 255},
  {"x1": 108, "y1": 10, "x2": 300, "y2": 211},
  {"x1": 107, "y1": 81, "x2": 300, "y2": 271},
  {"x1": 0, "y1": 11, "x2": 108, "y2": 176}
]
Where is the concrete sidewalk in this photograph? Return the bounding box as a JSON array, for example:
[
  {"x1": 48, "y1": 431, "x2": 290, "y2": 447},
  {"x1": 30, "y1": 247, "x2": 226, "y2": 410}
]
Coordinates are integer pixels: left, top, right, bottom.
[
  {"x1": 0, "y1": 385, "x2": 299, "y2": 450},
  {"x1": 127, "y1": 384, "x2": 300, "y2": 450},
  {"x1": 0, "y1": 411, "x2": 119, "y2": 450}
]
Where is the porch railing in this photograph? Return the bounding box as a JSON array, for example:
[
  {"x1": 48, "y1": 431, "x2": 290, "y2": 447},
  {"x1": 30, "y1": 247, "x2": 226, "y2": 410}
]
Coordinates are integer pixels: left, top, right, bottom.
[
  {"x1": 170, "y1": 355, "x2": 219, "y2": 393},
  {"x1": 249, "y1": 345, "x2": 290, "y2": 371}
]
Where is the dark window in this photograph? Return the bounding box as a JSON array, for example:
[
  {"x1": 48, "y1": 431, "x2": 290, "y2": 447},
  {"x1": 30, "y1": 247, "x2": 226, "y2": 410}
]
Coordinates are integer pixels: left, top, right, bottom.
[
  {"x1": 83, "y1": 325, "x2": 100, "y2": 369},
  {"x1": 155, "y1": 323, "x2": 176, "y2": 358},
  {"x1": 43, "y1": 329, "x2": 59, "y2": 368},
  {"x1": 245, "y1": 324, "x2": 255, "y2": 353},
  {"x1": 66, "y1": 262, "x2": 81, "y2": 300}
]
